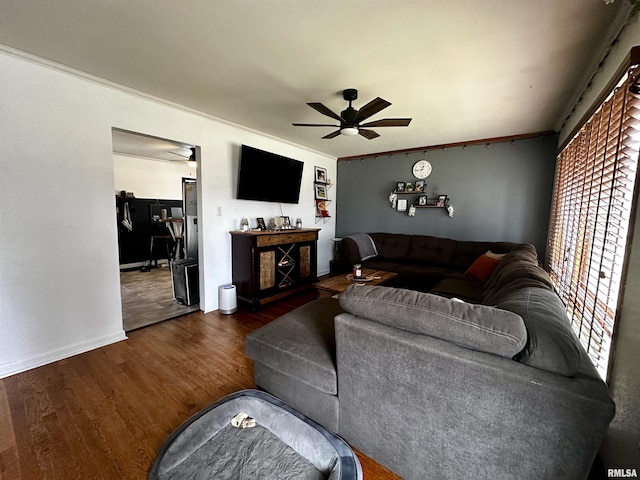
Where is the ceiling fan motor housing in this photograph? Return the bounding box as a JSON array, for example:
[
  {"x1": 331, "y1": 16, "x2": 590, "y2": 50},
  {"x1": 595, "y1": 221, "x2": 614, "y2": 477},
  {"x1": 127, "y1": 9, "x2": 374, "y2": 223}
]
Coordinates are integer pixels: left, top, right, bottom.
[
  {"x1": 343, "y1": 88, "x2": 358, "y2": 102},
  {"x1": 341, "y1": 107, "x2": 358, "y2": 125}
]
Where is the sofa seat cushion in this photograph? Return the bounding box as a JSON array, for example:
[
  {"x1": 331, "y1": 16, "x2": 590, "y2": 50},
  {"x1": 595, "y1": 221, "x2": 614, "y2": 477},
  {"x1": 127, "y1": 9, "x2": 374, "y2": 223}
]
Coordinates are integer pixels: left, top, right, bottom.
[
  {"x1": 430, "y1": 278, "x2": 484, "y2": 303},
  {"x1": 361, "y1": 259, "x2": 405, "y2": 272},
  {"x1": 339, "y1": 285, "x2": 527, "y2": 358},
  {"x1": 496, "y1": 288, "x2": 598, "y2": 378},
  {"x1": 394, "y1": 264, "x2": 453, "y2": 290},
  {"x1": 245, "y1": 297, "x2": 343, "y2": 395},
  {"x1": 391, "y1": 264, "x2": 449, "y2": 292}
]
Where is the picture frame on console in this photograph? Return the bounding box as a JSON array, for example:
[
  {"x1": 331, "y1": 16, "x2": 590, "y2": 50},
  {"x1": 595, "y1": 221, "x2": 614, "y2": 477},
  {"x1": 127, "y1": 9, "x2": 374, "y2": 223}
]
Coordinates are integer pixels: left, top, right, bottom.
[
  {"x1": 272, "y1": 217, "x2": 284, "y2": 229},
  {"x1": 256, "y1": 217, "x2": 266, "y2": 230},
  {"x1": 314, "y1": 166, "x2": 328, "y2": 183}
]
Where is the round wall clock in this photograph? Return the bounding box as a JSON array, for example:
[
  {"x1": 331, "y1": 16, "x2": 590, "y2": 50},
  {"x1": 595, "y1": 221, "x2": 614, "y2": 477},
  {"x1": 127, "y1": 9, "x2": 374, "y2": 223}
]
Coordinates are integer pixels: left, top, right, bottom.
[{"x1": 412, "y1": 159, "x2": 432, "y2": 179}]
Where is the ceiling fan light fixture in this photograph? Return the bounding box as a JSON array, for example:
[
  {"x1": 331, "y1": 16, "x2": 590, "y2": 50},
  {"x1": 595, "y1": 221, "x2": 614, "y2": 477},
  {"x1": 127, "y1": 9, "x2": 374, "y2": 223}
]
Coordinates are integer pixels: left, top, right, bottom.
[{"x1": 340, "y1": 126, "x2": 359, "y2": 136}]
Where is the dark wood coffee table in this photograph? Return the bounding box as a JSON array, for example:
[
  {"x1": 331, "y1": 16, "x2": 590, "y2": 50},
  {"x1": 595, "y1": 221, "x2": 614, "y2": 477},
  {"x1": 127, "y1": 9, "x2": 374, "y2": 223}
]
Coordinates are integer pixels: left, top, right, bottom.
[{"x1": 314, "y1": 268, "x2": 398, "y2": 295}]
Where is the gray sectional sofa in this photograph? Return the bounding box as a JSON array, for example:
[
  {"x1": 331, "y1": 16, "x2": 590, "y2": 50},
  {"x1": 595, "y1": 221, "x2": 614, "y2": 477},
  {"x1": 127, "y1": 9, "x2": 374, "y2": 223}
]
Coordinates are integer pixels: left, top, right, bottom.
[
  {"x1": 339, "y1": 232, "x2": 545, "y2": 300},
  {"x1": 245, "y1": 234, "x2": 615, "y2": 479}
]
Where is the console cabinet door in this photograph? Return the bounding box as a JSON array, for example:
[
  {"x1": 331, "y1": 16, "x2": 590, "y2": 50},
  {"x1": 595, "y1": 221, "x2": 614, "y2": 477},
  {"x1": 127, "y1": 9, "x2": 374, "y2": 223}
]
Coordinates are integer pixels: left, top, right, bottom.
[
  {"x1": 299, "y1": 244, "x2": 311, "y2": 279},
  {"x1": 259, "y1": 250, "x2": 276, "y2": 290}
]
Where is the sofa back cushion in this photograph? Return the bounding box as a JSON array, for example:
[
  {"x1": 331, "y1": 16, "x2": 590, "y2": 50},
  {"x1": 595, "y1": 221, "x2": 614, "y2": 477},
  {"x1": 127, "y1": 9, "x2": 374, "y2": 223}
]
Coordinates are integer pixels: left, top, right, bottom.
[
  {"x1": 369, "y1": 233, "x2": 412, "y2": 260},
  {"x1": 496, "y1": 288, "x2": 599, "y2": 378},
  {"x1": 483, "y1": 252, "x2": 553, "y2": 305},
  {"x1": 406, "y1": 235, "x2": 457, "y2": 267},
  {"x1": 339, "y1": 285, "x2": 527, "y2": 358},
  {"x1": 483, "y1": 277, "x2": 553, "y2": 306},
  {"x1": 451, "y1": 241, "x2": 534, "y2": 271},
  {"x1": 484, "y1": 248, "x2": 539, "y2": 290}
]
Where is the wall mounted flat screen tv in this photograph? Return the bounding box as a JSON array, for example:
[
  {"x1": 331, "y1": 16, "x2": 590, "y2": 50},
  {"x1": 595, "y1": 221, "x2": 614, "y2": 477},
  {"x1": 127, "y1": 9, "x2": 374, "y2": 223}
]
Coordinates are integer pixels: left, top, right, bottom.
[{"x1": 237, "y1": 145, "x2": 304, "y2": 204}]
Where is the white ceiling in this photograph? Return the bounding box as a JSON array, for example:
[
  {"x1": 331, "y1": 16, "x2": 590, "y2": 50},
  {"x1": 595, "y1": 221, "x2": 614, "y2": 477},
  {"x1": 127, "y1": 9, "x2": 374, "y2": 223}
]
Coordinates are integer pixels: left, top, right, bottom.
[{"x1": 0, "y1": 0, "x2": 629, "y2": 159}]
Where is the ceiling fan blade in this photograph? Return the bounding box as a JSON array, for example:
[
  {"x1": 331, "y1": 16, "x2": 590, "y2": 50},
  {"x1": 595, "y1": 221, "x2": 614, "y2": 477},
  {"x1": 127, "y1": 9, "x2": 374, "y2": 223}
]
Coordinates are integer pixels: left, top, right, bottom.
[
  {"x1": 322, "y1": 130, "x2": 342, "y2": 139},
  {"x1": 354, "y1": 97, "x2": 391, "y2": 122},
  {"x1": 359, "y1": 129, "x2": 380, "y2": 140},
  {"x1": 307, "y1": 103, "x2": 343, "y2": 122},
  {"x1": 360, "y1": 118, "x2": 412, "y2": 128},
  {"x1": 292, "y1": 123, "x2": 340, "y2": 127}
]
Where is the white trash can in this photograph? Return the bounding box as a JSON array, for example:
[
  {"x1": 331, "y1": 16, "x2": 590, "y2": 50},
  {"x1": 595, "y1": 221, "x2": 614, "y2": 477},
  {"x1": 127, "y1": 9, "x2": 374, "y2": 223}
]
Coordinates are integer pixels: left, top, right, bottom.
[{"x1": 219, "y1": 284, "x2": 237, "y2": 314}]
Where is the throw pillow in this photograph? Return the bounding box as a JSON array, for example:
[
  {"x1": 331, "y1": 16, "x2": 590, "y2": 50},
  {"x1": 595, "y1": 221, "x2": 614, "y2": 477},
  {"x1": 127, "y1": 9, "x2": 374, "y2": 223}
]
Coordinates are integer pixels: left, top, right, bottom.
[
  {"x1": 466, "y1": 254, "x2": 501, "y2": 281},
  {"x1": 485, "y1": 250, "x2": 506, "y2": 260}
]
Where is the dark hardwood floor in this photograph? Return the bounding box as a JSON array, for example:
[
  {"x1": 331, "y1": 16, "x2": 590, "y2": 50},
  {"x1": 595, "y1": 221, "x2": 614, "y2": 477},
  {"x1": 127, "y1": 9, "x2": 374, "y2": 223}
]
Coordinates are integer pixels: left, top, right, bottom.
[{"x1": 0, "y1": 290, "x2": 401, "y2": 479}]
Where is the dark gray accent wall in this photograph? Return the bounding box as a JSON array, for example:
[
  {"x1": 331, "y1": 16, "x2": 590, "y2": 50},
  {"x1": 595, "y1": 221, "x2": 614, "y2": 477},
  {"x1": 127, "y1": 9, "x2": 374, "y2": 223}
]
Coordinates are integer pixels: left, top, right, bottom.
[{"x1": 336, "y1": 136, "x2": 557, "y2": 258}]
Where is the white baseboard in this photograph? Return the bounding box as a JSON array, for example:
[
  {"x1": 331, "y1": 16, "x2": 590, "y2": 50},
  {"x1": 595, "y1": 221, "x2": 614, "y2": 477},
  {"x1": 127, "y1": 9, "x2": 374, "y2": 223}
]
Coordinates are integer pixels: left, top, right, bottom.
[{"x1": 0, "y1": 330, "x2": 127, "y2": 379}]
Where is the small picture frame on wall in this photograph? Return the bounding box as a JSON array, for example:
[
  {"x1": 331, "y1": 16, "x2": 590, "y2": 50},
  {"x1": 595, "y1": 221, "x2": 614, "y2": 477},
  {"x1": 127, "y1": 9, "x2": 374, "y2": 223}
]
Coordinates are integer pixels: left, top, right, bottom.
[
  {"x1": 397, "y1": 198, "x2": 408, "y2": 212},
  {"x1": 396, "y1": 182, "x2": 406, "y2": 192},
  {"x1": 436, "y1": 195, "x2": 448, "y2": 207},
  {"x1": 315, "y1": 183, "x2": 328, "y2": 200},
  {"x1": 418, "y1": 195, "x2": 427, "y2": 206},
  {"x1": 314, "y1": 166, "x2": 328, "y2": 183},
  {"x1": 415, "y1": 180, "x2": 426, "y2": 192},
  {"x1": 256, "y1": 217, "x2": 267, "y2": 230}
]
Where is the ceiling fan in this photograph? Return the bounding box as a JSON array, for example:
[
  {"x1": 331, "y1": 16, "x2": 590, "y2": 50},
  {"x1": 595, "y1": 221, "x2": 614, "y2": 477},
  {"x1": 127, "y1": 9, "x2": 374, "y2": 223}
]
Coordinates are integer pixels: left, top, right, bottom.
[
  {"x1": 292, "y1": 88, "x2": 411, "y2": 139},
  {"x1": 169, "y1": 147, "x2": 196, "y2": 165}
]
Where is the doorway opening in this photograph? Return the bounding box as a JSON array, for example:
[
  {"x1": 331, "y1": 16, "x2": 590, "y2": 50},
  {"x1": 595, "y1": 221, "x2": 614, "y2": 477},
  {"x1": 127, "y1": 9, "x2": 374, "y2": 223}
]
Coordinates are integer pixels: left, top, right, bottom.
[{"x1": 112, "y1": 128, "x2": 201, "y2": 331}]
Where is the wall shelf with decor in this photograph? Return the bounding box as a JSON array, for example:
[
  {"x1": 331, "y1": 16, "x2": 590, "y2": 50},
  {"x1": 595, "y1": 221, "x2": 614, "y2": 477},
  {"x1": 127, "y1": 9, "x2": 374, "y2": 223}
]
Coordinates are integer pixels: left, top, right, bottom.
[
  {"x1": 389, "y1": 183, "x2": 453, "y2": 217},
  {"x1": 314, "y1": 166, "x2": 332, "y2": 224}
]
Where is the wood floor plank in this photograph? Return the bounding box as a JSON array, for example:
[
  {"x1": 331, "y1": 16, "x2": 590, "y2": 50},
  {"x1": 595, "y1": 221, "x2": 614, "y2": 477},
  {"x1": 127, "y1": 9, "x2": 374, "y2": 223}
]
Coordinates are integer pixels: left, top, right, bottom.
[
  {"x1": 0, "y1": 291, "x2": 401, "y2": 479},
  {"x1": 0, "y1": 381, "x2": 21, "y2": 479}
]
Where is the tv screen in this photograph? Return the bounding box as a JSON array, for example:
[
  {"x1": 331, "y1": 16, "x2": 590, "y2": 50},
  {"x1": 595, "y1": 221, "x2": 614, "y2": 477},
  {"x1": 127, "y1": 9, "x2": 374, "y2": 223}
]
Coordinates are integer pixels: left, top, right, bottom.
[{"x1": 237, "y1": 145, "x2": 304, "y2": 204}]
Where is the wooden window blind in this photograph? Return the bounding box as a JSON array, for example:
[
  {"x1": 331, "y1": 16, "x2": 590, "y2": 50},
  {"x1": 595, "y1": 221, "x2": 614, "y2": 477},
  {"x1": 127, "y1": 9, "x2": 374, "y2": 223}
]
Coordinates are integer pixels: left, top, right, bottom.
[{"x1": 548, "y1": 64, "x2": 640, "y2": 380}]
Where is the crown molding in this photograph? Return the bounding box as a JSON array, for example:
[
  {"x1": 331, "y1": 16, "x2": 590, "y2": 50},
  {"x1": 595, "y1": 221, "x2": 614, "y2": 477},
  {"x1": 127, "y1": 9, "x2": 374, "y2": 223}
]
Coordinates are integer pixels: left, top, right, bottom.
[
  {"x1": 0, "y1": 44, "x2": 336, "y2": 161},
  {"x1": 337, "y1": 131, "x2": 557, "y2": 161}
]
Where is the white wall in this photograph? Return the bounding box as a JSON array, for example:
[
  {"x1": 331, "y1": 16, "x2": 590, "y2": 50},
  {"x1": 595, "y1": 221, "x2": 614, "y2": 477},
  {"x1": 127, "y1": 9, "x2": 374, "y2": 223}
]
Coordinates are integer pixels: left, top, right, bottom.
[
  {"x1": 559, "y1": 15, "x2": 640, "y2": 471},
  {"x1": 0, "y1": 47, "x2": 336, "y2": 378},
  {"x1": 113, "y1": 153, "x2": 195, "y2": 199}
]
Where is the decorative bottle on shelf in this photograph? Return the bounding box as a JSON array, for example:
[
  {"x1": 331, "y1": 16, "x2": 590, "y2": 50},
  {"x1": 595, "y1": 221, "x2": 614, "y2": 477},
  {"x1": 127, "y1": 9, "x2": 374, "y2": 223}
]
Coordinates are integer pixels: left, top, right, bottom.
[
  {"x1": 240, "y1": 218, "x2": 249, "y2": 231},
  {"x1": 295, "y1": 218, "x2": 302, "y2": 228}
]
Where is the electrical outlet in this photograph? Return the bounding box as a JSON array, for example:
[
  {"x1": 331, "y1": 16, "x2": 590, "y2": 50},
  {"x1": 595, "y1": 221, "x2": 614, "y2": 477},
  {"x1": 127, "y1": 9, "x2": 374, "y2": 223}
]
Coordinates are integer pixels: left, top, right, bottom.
[{"x1": 217, "y1": 206, "x2": 222, "y2": 216}]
